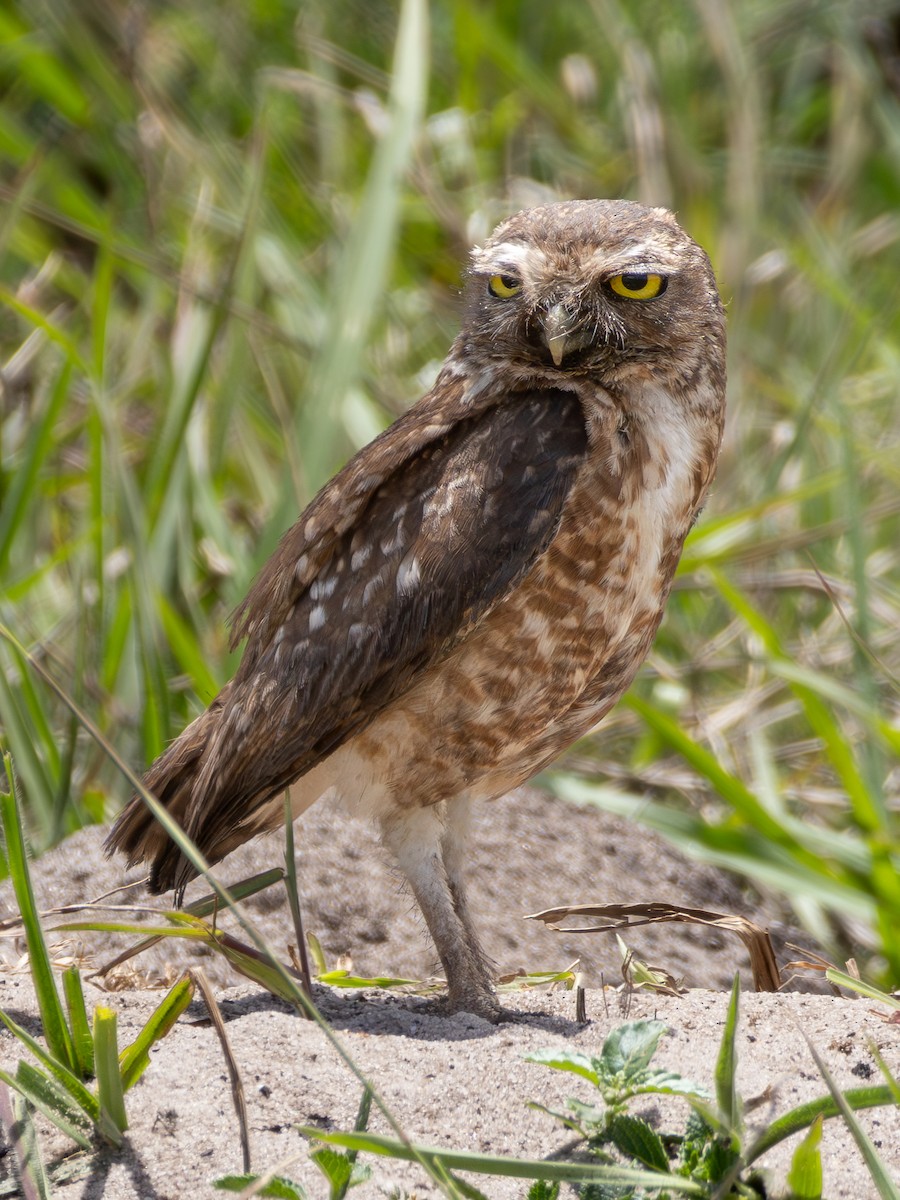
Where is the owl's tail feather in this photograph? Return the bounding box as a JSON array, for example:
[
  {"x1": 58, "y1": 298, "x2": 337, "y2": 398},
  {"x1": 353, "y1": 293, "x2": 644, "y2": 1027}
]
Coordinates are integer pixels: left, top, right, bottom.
[{"x1": 104, "y1": 689, "x2": 231, "y2": 898}]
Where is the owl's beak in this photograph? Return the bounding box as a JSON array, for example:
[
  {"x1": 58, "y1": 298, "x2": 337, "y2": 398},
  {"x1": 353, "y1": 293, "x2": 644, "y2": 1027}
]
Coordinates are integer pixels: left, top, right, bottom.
[{"x1": 541, "y1": 303, "x2": 576, "y2": 366}]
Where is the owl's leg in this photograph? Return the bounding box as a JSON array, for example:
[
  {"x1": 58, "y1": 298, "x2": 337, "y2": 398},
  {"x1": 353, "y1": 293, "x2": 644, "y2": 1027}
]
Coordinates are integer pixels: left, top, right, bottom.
[
  {"x1": 381, "y1": 804, "x2": 500, "y2": 1020},
  {"x1": 438, "y1": 795, "x2": 493, "y2": 975}
]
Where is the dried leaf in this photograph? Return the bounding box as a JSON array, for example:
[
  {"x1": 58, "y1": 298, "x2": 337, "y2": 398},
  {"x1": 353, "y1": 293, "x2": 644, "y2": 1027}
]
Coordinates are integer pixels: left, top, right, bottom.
[{"x1": 527, "y1": 901, "x2": 781, "y2": 991}]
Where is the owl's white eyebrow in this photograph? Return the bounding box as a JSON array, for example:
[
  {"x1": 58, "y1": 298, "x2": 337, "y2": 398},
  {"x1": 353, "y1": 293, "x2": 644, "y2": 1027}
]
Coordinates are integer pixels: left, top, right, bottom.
[
  {"x1": 473, "y1": 241, "x2": 543, "y2": 273},
  {"x1": 592, "y1": 242, "x2": 659, "y2": 266}
]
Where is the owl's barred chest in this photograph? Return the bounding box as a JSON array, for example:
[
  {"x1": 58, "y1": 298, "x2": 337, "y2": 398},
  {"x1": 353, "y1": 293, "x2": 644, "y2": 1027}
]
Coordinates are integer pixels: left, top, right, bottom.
[{"x1": 476, "y1": 398, "x2": 700, "y2": 679}]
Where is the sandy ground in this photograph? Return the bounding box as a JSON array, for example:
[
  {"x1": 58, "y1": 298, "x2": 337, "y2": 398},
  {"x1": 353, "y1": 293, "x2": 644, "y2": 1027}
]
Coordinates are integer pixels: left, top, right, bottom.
[{"x1": 1, "y1": 786, "x2": 898, "y2": 1197}]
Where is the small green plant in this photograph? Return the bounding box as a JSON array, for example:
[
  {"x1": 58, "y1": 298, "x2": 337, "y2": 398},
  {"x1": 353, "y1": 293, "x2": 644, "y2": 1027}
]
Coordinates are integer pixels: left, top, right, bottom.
[
  {"x1": 525, "y1": 1018, "x2": 746, "y2": 1196},
  {"x1": 0, "y1": 754, "x2": 194, "y2": 1154},
  {"x1": 525, "y1": 1019, "x2": 710, "y2": 1146},
  {"x1": 526, "y1": 1184, "x2": 561, "y2": 1200},
  {"x1": 525, "y1": 976, "x2": 898, "y2": 1199}
]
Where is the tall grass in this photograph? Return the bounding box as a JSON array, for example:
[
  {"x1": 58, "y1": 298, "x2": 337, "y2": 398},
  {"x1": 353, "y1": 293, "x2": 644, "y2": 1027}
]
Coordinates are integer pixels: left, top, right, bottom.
[{"x1": 1, "y1": 0, "x2": 899, "y2": 979}]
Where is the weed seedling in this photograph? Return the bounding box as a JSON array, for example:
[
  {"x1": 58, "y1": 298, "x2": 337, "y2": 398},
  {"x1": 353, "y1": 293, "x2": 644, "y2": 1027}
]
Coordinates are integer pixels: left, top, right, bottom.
[{"x1": 525, "y1": 976, "x2": 898, "y2": 1198}]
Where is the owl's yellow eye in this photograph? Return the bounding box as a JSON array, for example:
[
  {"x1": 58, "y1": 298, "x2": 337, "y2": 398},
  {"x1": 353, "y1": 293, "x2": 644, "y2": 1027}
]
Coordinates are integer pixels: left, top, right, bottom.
[
  {"x1": 607, "y1": 272, "x2": 667, "y2": 300},
  {"x1": 488, "y1": 273, "x2": 522, "y2": 299}
]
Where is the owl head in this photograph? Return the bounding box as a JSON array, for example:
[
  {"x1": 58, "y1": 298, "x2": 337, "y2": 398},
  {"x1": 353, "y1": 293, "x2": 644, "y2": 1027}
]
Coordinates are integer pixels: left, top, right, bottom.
[{"x1": 462, "y1": 198, "x2": 724, "y2": 391}]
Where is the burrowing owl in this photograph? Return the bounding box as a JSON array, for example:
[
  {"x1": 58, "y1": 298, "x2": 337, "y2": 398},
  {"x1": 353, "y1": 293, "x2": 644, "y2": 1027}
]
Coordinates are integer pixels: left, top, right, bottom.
[{"x1": 107, "y1": 198, "x2": 726, "y2": 1019}]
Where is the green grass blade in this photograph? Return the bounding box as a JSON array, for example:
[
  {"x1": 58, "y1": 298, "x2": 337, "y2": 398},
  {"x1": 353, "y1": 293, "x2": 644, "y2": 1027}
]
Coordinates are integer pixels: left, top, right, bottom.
[
  {"x1": 705, "y1": 566, "x2": 886, "y2": 832},
  {"x1": 0, "y1": 756, "x2": 76, "y2": 1072},
  {"x1": 0, "y1": 286, "x2": 87, "y2": 371},
  {"x1": 282, "y1": 0, "x2": 428, "y2": 505},
  {"x1": 0, "y1": 1065, "x2": 92, "y2": 1150},
  {"x1": 787, "y1": 1112, "x2": 823, "y2": 1200},
  {"x1": 316, "y1": 969, "x2": 421, "y2": 989},
  {"x1": 551, "y1": 776, "x2": 875, "y2": 918},
  {"x1": 824, "y1": 969, "x2": 900, "y2": 1010},
  {"x1": 284, "y1": 793, "x2": 312, "y2": 996},
  {"x1": 0, "y1": 1008, "x2": 99, "y2": 1123},
  {"x1": 63, "y1": 915, "x2": 306, "y2": 1005},
  {"x1": 154, "y1": 594, "x2": 221, "y2": 701},
  {"x1": 0, "y1": 666, "x2": 57, "y2": 846},
  {"x1": 714, "y1": 975, "x2": 741, "y2": 1133},
  {"x1": 62, "y1": 966, "x2": 94, "y2": 1079},
  {"x1": 0, "y1": 1083, "x2": 53, "y2": 1200},
  {"x1": 0, "y1": 9, "x2": 88, "y2": 121},
  {"x1": 92, "y1": 1007, "x2": 127, "y2": 1141},
  {"x1": 211, "y1": 935, "x2": 310, "y2": 1005},
  {"x1": 298, "y1": 1129, "x2": 708, "y2": 1193},
  {"x1": 768, "y1": 661, "x2": 900, "y2": 755},
  {"x1": 746, "y1": 1085, "x2": 896, "y2": 1163},
  {"x1": 870, "y1": 1044, "x2": 900, "y2": 1106},
  {"x1": 183, "y1": 869, "x2": 286, "y2": 915},
  {"x1": 92, "y1": 869, "x2": 284, "y2": 977},
  {"x1": 307, "y1": 932, "x2": 328, "y2": 975},
  {"x1": 118, "y1": 975, "x2": 194, "y2": 1092},
  {"x1": 0, "y1": 360, "x2": 72, "y2": 579},
  {"x1": 143, "y1": 205, "x2": 255, "y2": 528},
  {"x1": 56, "y1": 921, "x2": 211, "y2": 937},
  {"x1": 621, "y1": 694, "x2": 820, "y2": 853},
  {"x1": 341, "y1": 1085, "x2": 374, "y2": 1192},
  {"x1": 803, "y1": 1039, "x2": 900, "y2": 1200}
]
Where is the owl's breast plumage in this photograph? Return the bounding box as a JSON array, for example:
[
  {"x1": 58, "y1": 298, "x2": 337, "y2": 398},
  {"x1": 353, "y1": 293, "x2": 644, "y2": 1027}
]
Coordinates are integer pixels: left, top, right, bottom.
[{"x1": 333, "y1": 377, "x2": 720, "y2": 813}]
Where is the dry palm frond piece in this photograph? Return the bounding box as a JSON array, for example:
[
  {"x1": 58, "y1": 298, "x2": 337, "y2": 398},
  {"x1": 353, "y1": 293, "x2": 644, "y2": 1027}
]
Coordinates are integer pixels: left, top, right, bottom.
[{"x1": 527, "y1": 901, "x2": 781, "y2": 992}]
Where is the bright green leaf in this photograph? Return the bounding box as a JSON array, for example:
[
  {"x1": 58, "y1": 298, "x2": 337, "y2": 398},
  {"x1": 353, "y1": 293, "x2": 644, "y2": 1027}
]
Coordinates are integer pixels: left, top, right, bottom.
[{"x1": 787, "y1": 1113, "x2": 823, "y2": 1199}]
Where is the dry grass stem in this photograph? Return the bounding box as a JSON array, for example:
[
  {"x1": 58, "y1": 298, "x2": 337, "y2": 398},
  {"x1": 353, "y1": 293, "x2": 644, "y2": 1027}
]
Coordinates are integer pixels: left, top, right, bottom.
[
  {"x1": 191, "y1": 967, "x2": 251, "y2": 1175},
  {"x1": 527, "y1": 901, "x2": 781, "y2": 991}
]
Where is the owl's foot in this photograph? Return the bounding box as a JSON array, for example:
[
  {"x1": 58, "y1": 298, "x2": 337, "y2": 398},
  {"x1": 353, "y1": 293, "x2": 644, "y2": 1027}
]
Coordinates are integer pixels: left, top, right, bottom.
[{"x1": 442, "y1": 984, "x2": 503, "y2": 1023}]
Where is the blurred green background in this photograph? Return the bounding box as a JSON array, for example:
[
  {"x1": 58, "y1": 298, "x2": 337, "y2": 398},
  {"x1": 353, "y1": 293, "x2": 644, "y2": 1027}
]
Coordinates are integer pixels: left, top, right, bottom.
[{"x1": 1, "y1": 0, "x2": 899, "y2": 980}]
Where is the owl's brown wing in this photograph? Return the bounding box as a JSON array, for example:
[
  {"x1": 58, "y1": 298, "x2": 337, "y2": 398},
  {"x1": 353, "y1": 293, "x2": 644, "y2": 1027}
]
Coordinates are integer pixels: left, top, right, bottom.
[
  {"x1": 109, "y1": 386, "x2": 587, "y2": 890},
  {"x1": 204, "y1": 385, "x2": 589, "y2": 804}
]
